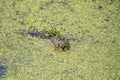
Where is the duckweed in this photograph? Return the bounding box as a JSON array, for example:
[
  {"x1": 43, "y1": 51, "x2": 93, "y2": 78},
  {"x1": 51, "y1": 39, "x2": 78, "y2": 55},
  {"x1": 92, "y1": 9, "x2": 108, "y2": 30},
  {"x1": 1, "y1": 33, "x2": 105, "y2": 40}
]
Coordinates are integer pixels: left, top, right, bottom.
[{"x1": 0, "y1": 0, "x2": 120, "y2": 80}]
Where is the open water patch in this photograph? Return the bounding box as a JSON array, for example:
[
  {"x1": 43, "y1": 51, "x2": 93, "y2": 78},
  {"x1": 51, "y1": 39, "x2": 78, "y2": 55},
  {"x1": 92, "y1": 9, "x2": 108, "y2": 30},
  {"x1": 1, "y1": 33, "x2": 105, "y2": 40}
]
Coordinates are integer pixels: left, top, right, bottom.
[{"x1": 0, "y1": 66, "x2": 6, "y2": 78}]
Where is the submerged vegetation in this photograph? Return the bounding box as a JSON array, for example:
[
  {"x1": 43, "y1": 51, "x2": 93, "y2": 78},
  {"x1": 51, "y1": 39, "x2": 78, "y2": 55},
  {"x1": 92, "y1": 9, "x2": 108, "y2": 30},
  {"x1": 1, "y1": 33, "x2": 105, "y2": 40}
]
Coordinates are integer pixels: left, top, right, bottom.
[{"x1": 0, "y1": 0, "x2": 120, "y2": 80}]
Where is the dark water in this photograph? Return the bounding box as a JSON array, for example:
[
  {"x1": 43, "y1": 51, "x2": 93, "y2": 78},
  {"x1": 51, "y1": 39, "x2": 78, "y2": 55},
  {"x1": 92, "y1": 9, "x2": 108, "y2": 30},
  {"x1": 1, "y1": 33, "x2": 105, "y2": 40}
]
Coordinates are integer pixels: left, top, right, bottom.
[{"x1": 0, "y1": 66, "x2": 6, "y2": 78}]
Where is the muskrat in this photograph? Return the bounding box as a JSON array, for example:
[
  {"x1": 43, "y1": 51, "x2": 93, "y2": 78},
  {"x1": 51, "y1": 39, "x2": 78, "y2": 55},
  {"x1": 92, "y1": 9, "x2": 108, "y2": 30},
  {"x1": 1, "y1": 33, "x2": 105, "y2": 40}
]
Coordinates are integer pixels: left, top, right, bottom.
[
  {"x1": 26, "y1": 31, "x2": 70, "y2": 51},
  {"x1": 49, "y1": 36, "x2": 70, "y2": 51},
  {"x1": 27, "y1": 30, "x2": 47, "y2": 39}
]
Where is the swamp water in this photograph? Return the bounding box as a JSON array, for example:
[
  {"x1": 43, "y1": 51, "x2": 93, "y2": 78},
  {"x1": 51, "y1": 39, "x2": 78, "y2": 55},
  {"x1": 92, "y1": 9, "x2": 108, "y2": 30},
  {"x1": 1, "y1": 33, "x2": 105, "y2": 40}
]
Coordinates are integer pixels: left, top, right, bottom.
[{"x1": 0, "y1": 0, "x2": 119, "y2": 80}]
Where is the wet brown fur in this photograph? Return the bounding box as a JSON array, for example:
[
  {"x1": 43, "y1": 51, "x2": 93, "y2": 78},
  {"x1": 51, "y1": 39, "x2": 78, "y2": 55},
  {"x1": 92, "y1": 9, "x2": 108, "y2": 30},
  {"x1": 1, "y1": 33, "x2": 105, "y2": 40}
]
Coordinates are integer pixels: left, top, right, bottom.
[{"x1": 49, "y1": 36, "x2": 70, "y2": 51}]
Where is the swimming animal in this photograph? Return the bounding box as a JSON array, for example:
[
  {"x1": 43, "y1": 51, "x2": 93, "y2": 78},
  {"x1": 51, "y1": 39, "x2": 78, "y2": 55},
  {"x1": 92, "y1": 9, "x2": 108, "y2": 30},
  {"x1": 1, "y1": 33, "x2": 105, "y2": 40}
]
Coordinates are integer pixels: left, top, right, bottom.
[{"x1": 27, "y1": 31, "x2": 70, "y2": 51}]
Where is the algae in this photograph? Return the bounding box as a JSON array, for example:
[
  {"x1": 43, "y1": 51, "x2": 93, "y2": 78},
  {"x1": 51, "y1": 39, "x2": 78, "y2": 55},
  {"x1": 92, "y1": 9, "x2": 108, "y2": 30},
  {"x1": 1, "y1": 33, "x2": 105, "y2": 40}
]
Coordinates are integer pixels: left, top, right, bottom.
[{"x1": 0, "y1": 0, "x2": 120, "y2": 80}]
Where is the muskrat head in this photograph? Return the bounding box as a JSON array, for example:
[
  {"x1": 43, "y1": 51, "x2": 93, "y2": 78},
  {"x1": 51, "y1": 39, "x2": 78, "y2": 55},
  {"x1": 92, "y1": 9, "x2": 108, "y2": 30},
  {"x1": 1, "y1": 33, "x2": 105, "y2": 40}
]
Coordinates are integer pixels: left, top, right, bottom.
[{"x1": 50, "y1": 36, "x2": 70, "y2": 51}]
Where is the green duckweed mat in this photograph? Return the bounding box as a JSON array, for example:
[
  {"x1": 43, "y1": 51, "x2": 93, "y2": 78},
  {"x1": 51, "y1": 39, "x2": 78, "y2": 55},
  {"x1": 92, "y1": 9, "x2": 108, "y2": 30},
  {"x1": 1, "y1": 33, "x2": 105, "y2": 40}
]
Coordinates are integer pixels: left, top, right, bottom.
[{"x1": 0, "y1": 0, "x2": 120, "y2": 80}]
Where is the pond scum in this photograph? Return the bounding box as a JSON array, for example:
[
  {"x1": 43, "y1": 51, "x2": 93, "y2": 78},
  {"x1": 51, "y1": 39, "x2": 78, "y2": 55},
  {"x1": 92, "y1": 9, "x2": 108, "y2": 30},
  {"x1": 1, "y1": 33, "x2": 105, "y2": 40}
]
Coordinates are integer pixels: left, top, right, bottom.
[{"x1": 0, "y1": 0, "x2": 120, "y2": 80}]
